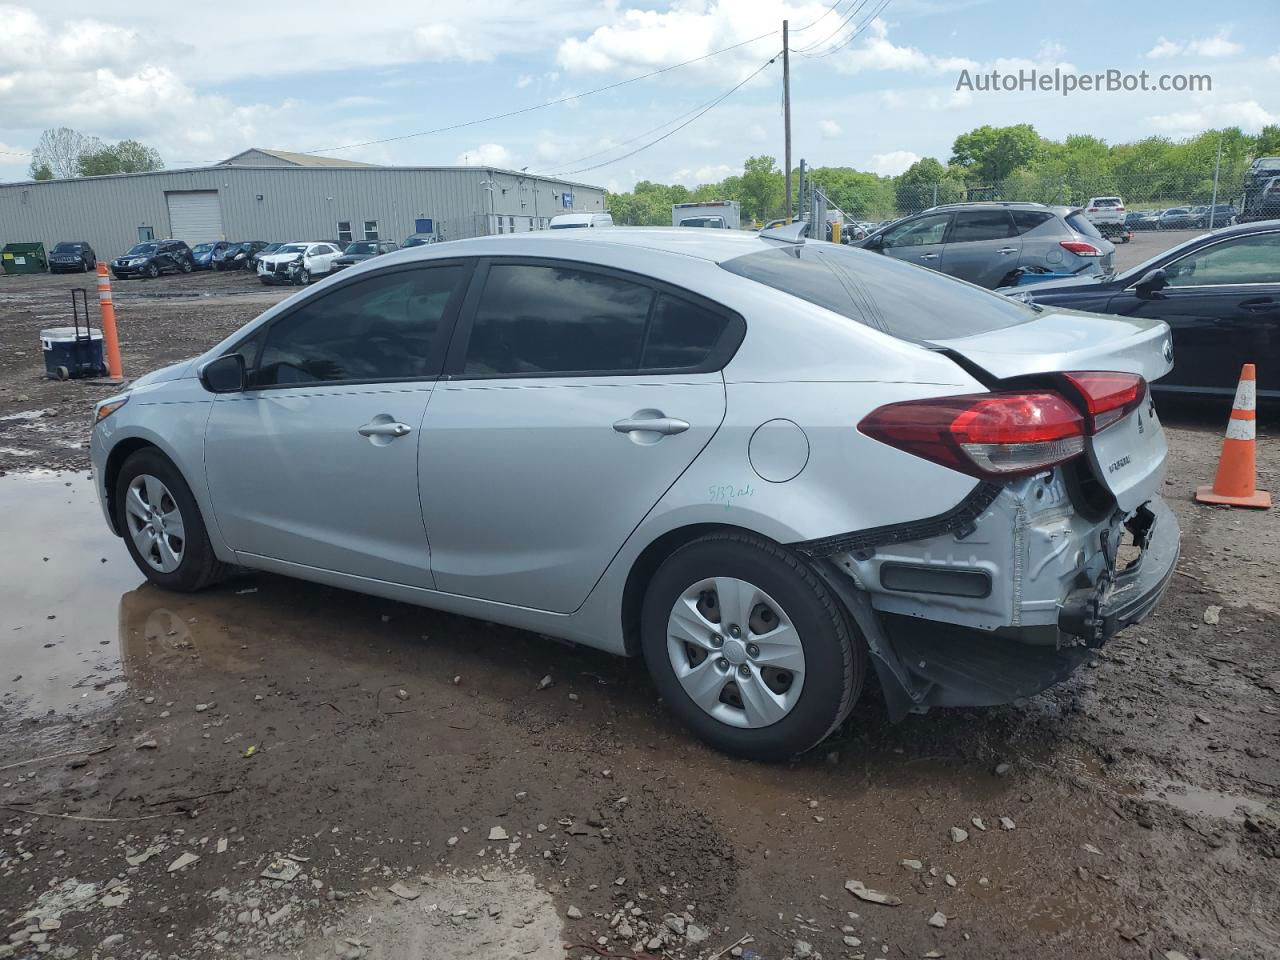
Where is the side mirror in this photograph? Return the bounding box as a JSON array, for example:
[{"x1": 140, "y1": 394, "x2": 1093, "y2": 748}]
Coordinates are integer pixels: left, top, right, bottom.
[
  {"x1": 199, "y1": 354, "x2": 246, "y2": 394},
  {"x1": 1135, "y1": 268, "x2": 1168, "y2": 296},
  {"x1": 864, "y1": 233, "x2": 884, "y2": 250}
]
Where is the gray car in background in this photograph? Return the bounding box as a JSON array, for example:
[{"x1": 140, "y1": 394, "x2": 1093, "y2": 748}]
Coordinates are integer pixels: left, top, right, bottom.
[{"x1": 854, "y1": 202, "x2": 1115, "y2": 288}]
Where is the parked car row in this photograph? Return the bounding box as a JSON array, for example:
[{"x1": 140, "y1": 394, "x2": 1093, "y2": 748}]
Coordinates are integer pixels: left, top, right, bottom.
[
  {"x1": 99, "y1": 236, "x2": 408, "y2": 283},
  {"x1": 1123, "y1": 204, "x2": 1237, "y2": 232}
]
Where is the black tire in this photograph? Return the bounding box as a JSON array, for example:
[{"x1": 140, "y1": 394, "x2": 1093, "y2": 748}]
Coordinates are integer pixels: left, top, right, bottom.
[
  {"x1": 640, "y1": 532, "x2": 865, "y2": 761},
  {"x1": 115, "y1": 448, "x2": 228, "y2": 592},
  {"x1": 146, "y1": 262, "x2": 160, "y2": 279},
  {"x1": 55, "y1": 365, "x2": 70, "y2": 381},
  {"x1": 296, "y1": 268, "x2": 311, "y2": 285},
  {"x1": 180, "y1": 259, "x2": 193, "y2": 274}
]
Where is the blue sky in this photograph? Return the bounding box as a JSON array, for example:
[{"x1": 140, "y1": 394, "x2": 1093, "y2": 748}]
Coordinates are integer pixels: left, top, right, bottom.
[{"x1": 1, "y1": 0, "x2": 1276, "y2": 189}]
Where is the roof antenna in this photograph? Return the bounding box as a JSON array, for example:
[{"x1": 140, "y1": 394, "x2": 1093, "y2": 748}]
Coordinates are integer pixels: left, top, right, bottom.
[{"x1": 758, "y1": 220, "x2": 809, "y2": 244}]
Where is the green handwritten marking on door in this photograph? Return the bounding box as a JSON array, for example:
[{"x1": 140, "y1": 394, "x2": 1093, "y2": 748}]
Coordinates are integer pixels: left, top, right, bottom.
[{"x1": 709, "y1": 482, "x2": 754, "y2": 509}]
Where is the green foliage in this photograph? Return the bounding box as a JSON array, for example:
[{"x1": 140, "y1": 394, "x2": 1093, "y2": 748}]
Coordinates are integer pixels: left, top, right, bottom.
[
  {"x1": 604, "y1": 125, "x2": 1280, "y2": 224},
  {"x1": 28, "y1": 161, "x2": 53, "y2": 181},
  {"x1": 78, "y1": 139, "x2": 164, "y2": 176}
]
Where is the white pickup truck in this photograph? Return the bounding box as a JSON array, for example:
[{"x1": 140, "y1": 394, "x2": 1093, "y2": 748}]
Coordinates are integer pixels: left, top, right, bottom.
[{"x1": 672, "y1": 201, "x2": 741, "y2": 229}]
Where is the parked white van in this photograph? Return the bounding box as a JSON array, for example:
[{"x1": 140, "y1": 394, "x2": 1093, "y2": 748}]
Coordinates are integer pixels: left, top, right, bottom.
[{"x1": 548, "y1": 213, "x2": 615, "y2": 229}]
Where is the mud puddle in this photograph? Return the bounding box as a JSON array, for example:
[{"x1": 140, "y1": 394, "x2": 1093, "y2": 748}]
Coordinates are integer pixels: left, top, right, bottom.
[{"x1": 0, "y1": 472, "x2": 144, "y2": 725}]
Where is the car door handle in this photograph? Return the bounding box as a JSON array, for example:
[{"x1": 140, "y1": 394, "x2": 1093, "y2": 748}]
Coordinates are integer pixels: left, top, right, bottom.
[
  {"x1": 1239, "y1": 297, "x2": 1276, "y2": 313},
  {"x1": 997, "y1": 247, "x2": 1018, "y2": 254},
  {"x1": 357, "y1": 421, "x2": 412, "y2": 438},
  {"x1": 919, "y1": 253, "x2": 939, "y2": 261},
  {"x1": 613, "y1": 416, "x2": 689, "y2": 436}
]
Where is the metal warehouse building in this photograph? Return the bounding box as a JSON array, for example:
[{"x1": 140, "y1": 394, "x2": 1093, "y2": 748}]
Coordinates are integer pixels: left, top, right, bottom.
[{"x1": 0, "y1": 148, "x2": 607, "y2": 262}]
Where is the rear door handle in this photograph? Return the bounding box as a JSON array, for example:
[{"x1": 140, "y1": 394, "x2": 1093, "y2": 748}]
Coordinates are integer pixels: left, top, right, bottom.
[
  {"x1": 358, "y1": 421, "x2": 412, "y2": 438},
  {"x1": 613, "y1": 417, "x2": 689, "y2": 436},
  {"x1": 1239, "y1": 297, "x2": 1276, "y2": 313},
  {"x1": 919, "y1": 253, "x2": 939, "y2": 261}
]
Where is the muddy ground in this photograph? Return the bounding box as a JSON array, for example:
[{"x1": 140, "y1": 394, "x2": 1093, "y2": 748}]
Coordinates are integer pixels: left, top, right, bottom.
[{"x1": 1, "y1": 253, "x2": 1278, "y2": 960}]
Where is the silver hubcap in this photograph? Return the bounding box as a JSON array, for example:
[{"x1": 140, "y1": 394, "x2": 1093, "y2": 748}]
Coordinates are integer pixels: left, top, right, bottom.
[
  {"x1": 124, "y1": 475, "x2": 185, "y2": 574},
  {"x1": 666, "y1": 577, "x2": 805, "y2": 729}
]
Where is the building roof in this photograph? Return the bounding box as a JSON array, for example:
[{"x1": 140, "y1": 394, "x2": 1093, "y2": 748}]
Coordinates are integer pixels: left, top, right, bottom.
[{"x1": 219, "y1": 148, "x2": 374, "y2": 168}]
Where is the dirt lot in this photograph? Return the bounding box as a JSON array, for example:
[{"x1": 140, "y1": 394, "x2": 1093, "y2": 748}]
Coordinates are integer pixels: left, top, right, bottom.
[{"x1": 1, "y1": 259, "x2": 1278, "y2": 960}]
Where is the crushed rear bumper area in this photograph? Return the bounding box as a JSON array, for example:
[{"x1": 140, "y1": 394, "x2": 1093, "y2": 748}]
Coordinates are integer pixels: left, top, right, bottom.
[{"x1": 814, "y1": 495, "x2": 1179, "y2": 718}]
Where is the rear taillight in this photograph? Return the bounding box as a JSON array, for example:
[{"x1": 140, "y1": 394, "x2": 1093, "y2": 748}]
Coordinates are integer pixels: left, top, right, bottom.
[
  {"x1": 1061, "y1": 372, "x2": 1146, "y2": 432},
  {"x1": 1087, "y1": 207, "x2": 1098, "y2": 212},
  {"x1": 1116, "y1": 206, "x2": 1125, "y2": 212},
  {"x1": 858, "y1": 392, "x2": 1085, "y2": 480},
  {"x1": 1060, "y1": 240, "x2": 1102, "y2": 256}
]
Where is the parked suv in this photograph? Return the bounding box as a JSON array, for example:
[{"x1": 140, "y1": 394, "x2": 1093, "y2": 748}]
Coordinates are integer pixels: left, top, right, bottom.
[
  {"x1": 1239, "y1": 158, "x2": 1280, "y2": 222},
  {"x1": 48, "y1": 241, "x2": 96, "y2": 273},
  {"x1": 855, "y1": 202, "x2": 1115, "y2": 288},
  {"x1": 111, "y1": 240, "x2": 193, "y2": 279}
]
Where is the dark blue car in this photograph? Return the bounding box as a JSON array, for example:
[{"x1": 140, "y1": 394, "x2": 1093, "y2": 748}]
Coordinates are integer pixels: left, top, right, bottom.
[{"x1": 191, "y1": 241, "x2": 233, "y2": 271}]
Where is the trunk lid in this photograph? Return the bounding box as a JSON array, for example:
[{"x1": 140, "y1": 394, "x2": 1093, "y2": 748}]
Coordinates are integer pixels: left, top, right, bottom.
[{"x1": 925, "y1": 308, "x2": 1173, "y2": 384}]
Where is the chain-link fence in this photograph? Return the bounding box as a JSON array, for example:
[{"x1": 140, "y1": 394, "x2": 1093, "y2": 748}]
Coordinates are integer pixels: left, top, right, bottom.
[{"x1": 804, "y1": 161, "x2": 1280, "y2": 231}]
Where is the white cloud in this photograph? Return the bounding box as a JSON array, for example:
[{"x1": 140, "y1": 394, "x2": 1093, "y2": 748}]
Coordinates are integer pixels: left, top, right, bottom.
[
  {"x1": 829, "y1": 17, "x2": 979, "y2": 75},
  {"x1": 1145, "y1": 29, "x2": 1243, "y2": 60},
  {"x1": 1268, "y1": 52, "x2": 1280, "y2": 73},
  {"x1": 747, "y1": 123, "x2": 768, "y2": 143},
  {"x1": 671, "y1": 162, "x2": 736, "y2": 186},
  {"x1": 456, "y1": 142, "x2": 513, "y2": 167},
  {"x1": 333, "y1": 95, "x2": 383, "y2": 109},
  {"x1": 870, "y1": 150, "x2": 920, "y2": 176},
  {"x1": 819, "y1": 119, "x2": 842, "y2": 139},
  {"x1": 516, "y1": 74, "x2": 534, "y2": 89},
  {"x1": 1149, "y1": 100, "x2": 1277, "y2": 136},
  {"x1": 402, "y1": 23, "x2": 491, "y2": 62}
]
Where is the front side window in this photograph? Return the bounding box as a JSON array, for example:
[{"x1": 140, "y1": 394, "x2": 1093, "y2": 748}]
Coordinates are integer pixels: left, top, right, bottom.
[
  {"x1": 252, "y1": 266, "x2": 463, "y2": 386},
  {"x1": 948, "y1": 210, "x2": 1015, "y2": 243},
  {"x1": 883, "y1": 213, "x2": 950, "y2": 248},
  {"x1": 464, "y1": 264, "x2": 652, "y2": 376},
  {"x1": 1164, "y1": 233, "x2": 1280, "y2": 287}
]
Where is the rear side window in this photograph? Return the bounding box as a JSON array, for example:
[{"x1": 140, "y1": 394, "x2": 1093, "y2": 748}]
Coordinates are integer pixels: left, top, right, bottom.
[
  {"x1": 464, "y1": 264, "x2": 652, "y2": 375},
  {"x1": 642, "y1": 295, "x2": 729, "y2": 369},
  {"x1": 947, "y1": 210, "x2": 1015, "y2": 243},
  {"x1": 253, "y1": 265, "x2": 463, "y2": 386},
  {"x1": 1011, "y1": 210, "x2": 1054, "y2": 235},
  {"x1": 1065, "y1": 212, "x2": 1103, "y2": 239},
  {"x1": 720, "y1": 245, "x2": 1034, "y2": 341}
]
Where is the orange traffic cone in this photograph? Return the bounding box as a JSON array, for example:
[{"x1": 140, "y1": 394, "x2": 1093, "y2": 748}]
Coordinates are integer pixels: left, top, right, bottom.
[{"x1": 1195, "y1": 363, "x2": 1271, "y2": 509}]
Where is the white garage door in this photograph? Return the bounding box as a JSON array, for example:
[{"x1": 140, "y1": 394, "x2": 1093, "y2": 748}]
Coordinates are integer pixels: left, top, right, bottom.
[{"x1": 166, "y1": 191, "x2": 224, "y2": 245}]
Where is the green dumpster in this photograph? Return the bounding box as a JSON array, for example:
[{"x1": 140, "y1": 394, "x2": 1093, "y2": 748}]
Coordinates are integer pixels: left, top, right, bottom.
[{"x1": 1, "y1": 242, "x2": 49, "y2": 274}]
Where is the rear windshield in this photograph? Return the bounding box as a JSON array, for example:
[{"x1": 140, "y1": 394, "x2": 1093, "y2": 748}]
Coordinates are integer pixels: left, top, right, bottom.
[
  {"x1": 1065, "y1": 212, "x2": 1103, "y2": 238},
  {"x1": 720, "y1": 244, "x2": 1035, "y2": 341},
  {"x1": 1091, "y1": 198, "x2": 1122, "y2": 206},
  {"x1": 679, "y1": 217, "x2": 726, "y2": 228},
  {"x1": 344, "y1": 242, "x2": 378, "y2": 255},
  {"x1": 192, "y1": 243, "x2": 213, "y2": 254},
  {"x1": 549, "y1": 222, "x2": 587, "y2": 229}
]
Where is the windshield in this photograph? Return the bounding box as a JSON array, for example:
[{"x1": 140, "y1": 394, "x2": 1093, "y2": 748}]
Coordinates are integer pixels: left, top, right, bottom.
[
  {"x1": 278, "y1": 244, "x2": 308, "y2": 253},
  {"x1": 192, "y1": 244, "x2": 212, "y2": 255},
  {"x1": 125, "y1": 243, "x2": 157, "y2": 256},
  {"x1": 344, "y1": 242, "x2": 378, "y2": 255},
  {"x1": 721, "y1": 243, "x2": 1035, "y2": 341},
  {"x1": 53, "y1": 243, "x2": 81, "y2": 253}
]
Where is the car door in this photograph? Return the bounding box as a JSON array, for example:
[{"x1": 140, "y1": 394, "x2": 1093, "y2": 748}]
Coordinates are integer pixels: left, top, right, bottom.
[
  {"x1": 939, "y1": 209, "x2": 1020, "y2": 287},
  {"x1": 1122, "y1": 231, "x2": 1280, "y2": 395},
  {"x1": 205, "y1": 261, "x2": 470, "y2": 586},
  {"x1": 878, "y1": 213, "x2": 952, "y2": 274},
  {"x1": 418, "y1": 258, "x2": 736, "y2": 613}
]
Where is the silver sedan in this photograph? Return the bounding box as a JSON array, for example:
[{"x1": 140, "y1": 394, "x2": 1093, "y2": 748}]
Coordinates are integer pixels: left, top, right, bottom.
[{"x1": 91, "y1": 227, "x2": 1179, "y2": 760}]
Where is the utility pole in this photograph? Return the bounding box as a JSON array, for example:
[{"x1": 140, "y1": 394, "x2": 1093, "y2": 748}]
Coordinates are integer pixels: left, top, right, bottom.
[
  {"x1": 783, "y1": 19, "x2": 792, "y2": 222},
  {"x1": 797, "y1": 159, "x2": 806, "y2": 225},
  {"x1": 1209, "y1": 132, "x2": 1224, "y2": 227}
]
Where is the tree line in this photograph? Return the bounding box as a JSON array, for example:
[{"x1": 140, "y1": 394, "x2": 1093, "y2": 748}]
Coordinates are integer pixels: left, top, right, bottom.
[
  {"x1": 27, "y1": 127, "x2": 164, "y2": 180},
  {"x1": 605, "y1": 123, "x2": 1280, "y2": 225}
]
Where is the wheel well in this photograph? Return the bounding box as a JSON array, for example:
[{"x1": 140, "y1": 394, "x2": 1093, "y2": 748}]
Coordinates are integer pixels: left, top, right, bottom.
[
  {"x1": 621, "y1": 523, "x2": 762, "y2": 657},
  {"x1": 103, "y1": 438, "x2": 162, "y2": 535}
]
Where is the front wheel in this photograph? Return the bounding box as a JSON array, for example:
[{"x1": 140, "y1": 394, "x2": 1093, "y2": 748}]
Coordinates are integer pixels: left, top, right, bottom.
[
  {"x1": 295, "y1": 268, "x2": 311, "y2": 285},
  {"x1": 146, "y1": 263, "x2": 160, "y2": 279},
  {"x1": 641, "y1": 532, "x2": 864, "y2": 761},
  {"x1": 115, "y1": 449, "x2": 227, "y2": 592}
]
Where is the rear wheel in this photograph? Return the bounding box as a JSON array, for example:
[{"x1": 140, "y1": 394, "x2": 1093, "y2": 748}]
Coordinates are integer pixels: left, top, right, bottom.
[
  {"x1": 641, "y1": 532, "x2": 864, "y2": 760},
  {"x1": 115, "y1": 449, "x2": 227, "y2": 592},
  {"x1": 180, "y1": 259, "x2": 193, "y2": 273}
]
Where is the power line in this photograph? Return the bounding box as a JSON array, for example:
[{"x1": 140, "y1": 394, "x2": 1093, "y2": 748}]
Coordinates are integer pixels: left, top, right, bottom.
[
  {"x1": 552, "y1": 54, "x2": 780, "y2": 177},
  {"x1": 800, "y1": 0, "x2": 894, "y2": 57},
  {"x1": 793, "y1": 0, "x2": 874, "y2": 52},
  {"x1": 302, "y1": 31, "x2": 782, "y2": 156},
  {"x1": 789, "y1": 0, "x2": 853, "y2": 34}
]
